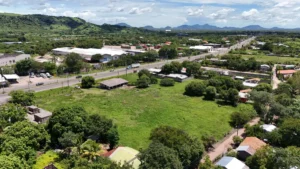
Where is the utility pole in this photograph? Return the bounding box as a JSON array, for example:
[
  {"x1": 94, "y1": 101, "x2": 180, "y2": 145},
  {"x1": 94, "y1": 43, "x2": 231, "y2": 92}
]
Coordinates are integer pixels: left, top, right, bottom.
[
  {"x1": 125, "y1": 60, "x2": 128, "y2": 76},
  {"x1": 28, "y1": 71, "x2": 30, "y2": 91}
]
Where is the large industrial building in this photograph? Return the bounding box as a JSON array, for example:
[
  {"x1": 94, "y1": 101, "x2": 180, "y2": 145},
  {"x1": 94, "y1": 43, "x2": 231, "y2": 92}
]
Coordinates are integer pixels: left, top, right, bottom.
[
  {"x1": 52, "y1": 47, "x2": 128, "y2": 63},
  {"x1": 0, "y1": 54, "x2": 31, "y2": 66}
]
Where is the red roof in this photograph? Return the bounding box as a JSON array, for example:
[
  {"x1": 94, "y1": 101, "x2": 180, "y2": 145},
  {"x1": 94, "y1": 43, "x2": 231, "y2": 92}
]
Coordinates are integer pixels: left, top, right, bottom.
[{"x1": 278, "y1": 70, "x2": 297, "y2": 75}]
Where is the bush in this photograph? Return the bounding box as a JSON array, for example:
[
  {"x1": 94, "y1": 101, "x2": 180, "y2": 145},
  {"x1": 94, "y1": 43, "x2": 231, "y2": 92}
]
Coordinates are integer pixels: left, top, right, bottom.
[
  {"x1": 226, "y1": 150, "x2": 238, "y2": 157},
  {"x1": 204, "y1": 86, "x2": 217, "y2": 100},
  {"x1": 160, "y1": 78, "x2": 175, "y2": 87},
  {"x1": 138, "y1": 69, "x2": 151, "y2": 78},
  {"x1": 233, "y1": 136, "x2": 243, "y2": 146},
  {"x1": 81, "y1": 76, "x2": 95, "y2": 89},
  {"x1": 150, "y1": 76, "x2": 158, "y2": 84},
  {"x1": 136, "y1": 75, "x2": 150, "y2": 88},
  {"x1": 185, "y1": 81, "x2": 207, "y2": 96}
]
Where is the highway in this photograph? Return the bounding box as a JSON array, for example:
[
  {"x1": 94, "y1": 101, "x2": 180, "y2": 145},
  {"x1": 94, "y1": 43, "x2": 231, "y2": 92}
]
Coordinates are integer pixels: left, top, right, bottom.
[{"x1": 0, "y1": 37, "x2": 255, "y2": 104}]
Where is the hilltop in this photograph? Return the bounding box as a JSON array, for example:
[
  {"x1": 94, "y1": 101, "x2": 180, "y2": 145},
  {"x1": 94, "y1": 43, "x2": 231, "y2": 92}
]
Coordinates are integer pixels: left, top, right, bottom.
[{"x1": 0, "y1": 13, "x2": 143, "y2": 34}]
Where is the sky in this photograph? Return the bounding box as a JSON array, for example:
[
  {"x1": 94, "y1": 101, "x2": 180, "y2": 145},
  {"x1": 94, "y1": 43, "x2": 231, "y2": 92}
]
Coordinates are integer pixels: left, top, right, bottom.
[{"x1": 0, "y1": 0, "x2": 300, "y2": 28}]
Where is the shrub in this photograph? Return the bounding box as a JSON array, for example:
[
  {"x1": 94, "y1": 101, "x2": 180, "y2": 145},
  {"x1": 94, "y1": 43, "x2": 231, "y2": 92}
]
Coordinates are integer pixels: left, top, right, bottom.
[
  {"x1": 204, "y1": 86, "x2": 217, "y2": 100},
  {"x1": 150, "y1": 76, "x2": 158, "y2": 84},
  {"x1": 233, "y1": 136, "x2": 243, "y2": 146},
  {"x1": 185, "y1": 81, "x2": 207, "y2": 96},
  {"x1": 160, "y1": 78, "x2": 175, "y2": 87},
  {"x1": 81, "y1": 76, "x2": 95, "y2": 89},
  {"x1": 136, "y1": 75, "x2": 150, "y2": 88},
  {"x1": 138, "y1": 69, "x2": 151, "y2": 78}
]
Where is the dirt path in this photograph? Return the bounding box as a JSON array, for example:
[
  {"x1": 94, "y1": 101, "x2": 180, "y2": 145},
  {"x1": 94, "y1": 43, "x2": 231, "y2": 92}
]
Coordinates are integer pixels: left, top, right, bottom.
[
  {"x1": 272, "y1": 64, "x2": 281, "y2": 90},
  {"x1": 204, "y1": 117, "x2": 260, "y2": 162}
]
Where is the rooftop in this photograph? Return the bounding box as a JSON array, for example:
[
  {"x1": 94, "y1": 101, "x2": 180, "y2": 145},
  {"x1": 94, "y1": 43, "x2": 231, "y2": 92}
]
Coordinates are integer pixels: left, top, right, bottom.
[
  {"x1": 105, "y1": 146, "x2": 140, "y2": 169},
  {"x1": 278, "y1": 70, "x2": 297, "y2": 75},
  {"x1": 3, "y1": 74, "x2": 20, "y2": 80},
  {"x1": 34, "y1": 109, "x2": 52, "y2": 118},
  {"x1": 100, "y1": 78, "x2": 128, "y2": 88},
  {"x1": 53, "y1": 47, "x2": 127, "y2": 57},
  {"x1": 239, "y1": 137, "x2": 266, "y2": 152},
  {"x1": 216, "y1": 156, "x2": 249, "y2": 169},
  {"x1": 167, "y1": 74, "x2": 188, "y2": 80},
  {"x1": 261, "y1": 124, "x2": 277, "y2": 132},
  {"x1": 190, "y1": 45, "x2": 213, "y2": 50}
]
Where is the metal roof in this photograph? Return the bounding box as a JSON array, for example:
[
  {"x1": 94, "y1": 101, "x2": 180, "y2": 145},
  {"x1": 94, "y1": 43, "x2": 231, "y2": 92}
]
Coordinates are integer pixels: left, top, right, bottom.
[
  {"x1": 216, "y1": 156, "x2": 249, "y2": 169},
  {"x1": 100, "y1": 78, "x2": 128, "y2": 88},
  {"x1": 3, "y1": 74, "x2": 20, "y2": 80},
  {"x1": 261, "y1": 124, "x2": 277, "y2": 132}
]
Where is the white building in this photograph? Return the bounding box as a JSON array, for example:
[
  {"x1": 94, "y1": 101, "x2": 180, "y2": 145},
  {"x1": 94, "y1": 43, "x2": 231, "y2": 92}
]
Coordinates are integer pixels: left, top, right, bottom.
[
  {"x1": 189, "y1": 45, "x2": 213, "y2": 52},
  {"x1": 52, "y1": 47, "x2": 127, "y2": 62},
  {"x1": 261, "y1": 124, "x2": 277, "y2": 132},
  {"x1": 216, "y1": 156, "x2": 249, "y2": 169},
  {"x1": 0, "y1": 54, "x2": 31, "y2": 66}
]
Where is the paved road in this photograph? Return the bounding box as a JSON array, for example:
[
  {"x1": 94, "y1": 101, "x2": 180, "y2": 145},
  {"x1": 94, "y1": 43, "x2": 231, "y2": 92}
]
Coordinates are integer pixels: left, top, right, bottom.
[
  {"x1": 204, "y1": 117, "x2": 260, "y2": 162},
  {"x1": 0, "y1": 37, "x2": 255, "y2": 105}
]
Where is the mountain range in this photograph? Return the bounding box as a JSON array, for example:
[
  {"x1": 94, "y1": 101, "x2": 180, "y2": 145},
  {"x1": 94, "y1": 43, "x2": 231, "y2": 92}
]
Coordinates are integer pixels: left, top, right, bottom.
[{"x1": 116, "y1": 23, "x2": 300, "y2": 31}]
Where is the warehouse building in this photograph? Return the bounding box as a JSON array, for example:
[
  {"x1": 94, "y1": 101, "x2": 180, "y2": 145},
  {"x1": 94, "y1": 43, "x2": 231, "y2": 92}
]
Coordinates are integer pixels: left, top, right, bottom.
[{"x1": 0, "y1": 54, "x2": 31, "y2": 66}]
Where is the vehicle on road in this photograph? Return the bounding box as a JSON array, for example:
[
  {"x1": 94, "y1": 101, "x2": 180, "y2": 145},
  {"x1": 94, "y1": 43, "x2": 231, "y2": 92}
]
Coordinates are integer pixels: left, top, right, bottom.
[
  {"x1": 40, "y1": 73, "x2": 47, "y2": 78},
  {"x1": 76, "y1": 75, "x2": 82, "y2": 79},
  {"x1": 46, "y1": 73, "x2": 52, "y2": 78},
  {"x1": 36, "y1": 82, "x2": 44, "y2": 86},
  {"x1": 110, "y1": 69, "x2": 115, "y2": 72},
  {"x1": 127, "y1": 63, "x2": 141, "y2": 69}
]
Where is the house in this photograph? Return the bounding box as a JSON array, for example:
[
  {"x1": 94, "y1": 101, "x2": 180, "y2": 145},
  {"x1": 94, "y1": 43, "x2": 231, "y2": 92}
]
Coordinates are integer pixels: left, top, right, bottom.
[
  {"x1": 237, "y1": 137, "x2": 267, "y2": 160},
  {"x1": 103, "y1": 146, "x2": 140, "y2": 169},
  {"x1": 243, "y1": 78, "x2": 260, "y2": 88},
  {"x1": 148, "y1": 68, "x2": 161, "y2": 74},
  {"x1": 260, "y1": 64, "x2": 271, "y2": 71},
  {"x1": 26, "y1": 106, "x2": 52, "y2": 124},
  {"x1": 216, "y1": 156, "x2": 249, "y2": 169},
  {"x1": 277, "y1": 70, "x2": 297, "y2": 78},
  {"x1": 283, "y1": 65, "x2": 295, "y2": 70},
  {"x1": 190, "y1": 45, "x2": 213, "y2": 52},
  {"x1": 100, "y1": 78, "x2": 128, "y2": 90},
  {"x1": 203, "y1": 43, "x2": 222, "y2": 48},
  {"x1": 239, "y1": 89, "x2": 251, "y2": 103},
  {"x1": 261, "y1": 124, "x2": 277, "y2": 132},
  {"x1": 256, "y1": 41, "x2": 266, "y2": 46},
  {"x1": 0, "y1": 54, "x2": 31, "y2": 66}
]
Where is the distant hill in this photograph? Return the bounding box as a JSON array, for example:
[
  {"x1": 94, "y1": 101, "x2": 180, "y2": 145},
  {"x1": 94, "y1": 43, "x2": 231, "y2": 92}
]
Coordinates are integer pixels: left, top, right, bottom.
[
  {"x1": 115, "y1": 23, "x2": 131, "y2": 27},
  {"x1": 0, "y1": 13, "x2": 142, "y2": 34},
  {"x1": 242, "y1": 25, "x2": 265, "y2": 30}
]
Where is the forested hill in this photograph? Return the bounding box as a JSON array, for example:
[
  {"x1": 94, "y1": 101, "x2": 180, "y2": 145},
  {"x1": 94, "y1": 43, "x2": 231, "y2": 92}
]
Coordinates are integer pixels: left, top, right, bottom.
[{"x1": 0, "y1": 13, "x2": 141, "y2": 34}]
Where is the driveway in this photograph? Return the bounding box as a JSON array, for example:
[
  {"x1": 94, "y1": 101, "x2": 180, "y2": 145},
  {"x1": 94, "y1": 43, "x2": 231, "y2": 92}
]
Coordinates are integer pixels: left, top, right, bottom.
[{"x1": 272, "y1": 64, "x2": 281, "y2": 89}]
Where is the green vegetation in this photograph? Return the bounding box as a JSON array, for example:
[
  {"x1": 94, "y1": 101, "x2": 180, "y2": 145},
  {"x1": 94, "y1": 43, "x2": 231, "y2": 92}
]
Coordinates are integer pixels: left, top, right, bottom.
[
  {"x1": 241, "y1": 54, "x2": 300, "y2": 63},
  {"x1": 35, "y1": 75, "x2": 253, "y2": 149},
  {"x1": 33, "y1": 151, "x2": 64, "y2": 169}
]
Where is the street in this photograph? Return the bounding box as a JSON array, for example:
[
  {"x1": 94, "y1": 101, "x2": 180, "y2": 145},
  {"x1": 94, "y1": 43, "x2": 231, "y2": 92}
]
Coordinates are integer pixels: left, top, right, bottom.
[{"x1": 0, "y1": 37, "x2": 255, "y2": 105}]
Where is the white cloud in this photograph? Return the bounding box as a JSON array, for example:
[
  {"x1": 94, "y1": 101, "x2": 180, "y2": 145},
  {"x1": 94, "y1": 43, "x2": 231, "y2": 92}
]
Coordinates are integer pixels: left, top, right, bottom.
[
  {"x1": 116, "y1": 7, "x2": 124, "y2": 12},
  {"x1": 62, "y1": 10, "x2": 96, "y2": 19},
  {"x1": 208, "y1": 8, "x2": 235, "y2": 22},
  {"x1": 129, "y1": 7, "x2": 152, "y2": 14},
  {"x1": 241, "y1": 8, "x2": 259, "y2": 20},
  {"x1": 187, "y1": 8, "x2": 203, "y2": 16}
]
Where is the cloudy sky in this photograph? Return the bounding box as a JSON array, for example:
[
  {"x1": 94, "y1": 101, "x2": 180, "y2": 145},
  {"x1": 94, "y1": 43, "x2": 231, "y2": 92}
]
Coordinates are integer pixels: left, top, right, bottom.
[{"x1": 0, "y1": 0, "x2": 300, "y2": 28}]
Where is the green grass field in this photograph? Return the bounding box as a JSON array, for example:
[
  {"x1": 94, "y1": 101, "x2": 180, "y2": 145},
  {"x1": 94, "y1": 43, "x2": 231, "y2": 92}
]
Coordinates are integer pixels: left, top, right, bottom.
[
  {"x1": 240, "y1": 54, "x2": 300, "y2": 63},
  {"x1": 36, "y1": 74, "x2": 253, "y2": 149}
]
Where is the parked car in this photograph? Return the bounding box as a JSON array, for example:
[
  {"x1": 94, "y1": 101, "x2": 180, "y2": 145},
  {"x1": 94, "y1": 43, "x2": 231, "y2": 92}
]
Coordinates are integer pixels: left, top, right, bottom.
[
  {"x1": 36, "y1": 82, "x2": 44, "y2": 86},
  {"x1": 46, "y1": 72, "x2": 52, "y2": 78},
  {"x1": 36, "y1": 73, "x2": 41, "y2": 77},
  {"x1": 40, "y1": 73, "x2": 47, "y2": 78},
  {"x1": 76, "y1": 75, "x2": 82, "y2": 79}
]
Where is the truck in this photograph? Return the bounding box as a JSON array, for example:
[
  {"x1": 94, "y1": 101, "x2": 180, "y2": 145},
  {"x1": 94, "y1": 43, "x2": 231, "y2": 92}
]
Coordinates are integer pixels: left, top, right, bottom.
[{"x1": 127, "y1": 63, "x2": 141, "y2": 69}]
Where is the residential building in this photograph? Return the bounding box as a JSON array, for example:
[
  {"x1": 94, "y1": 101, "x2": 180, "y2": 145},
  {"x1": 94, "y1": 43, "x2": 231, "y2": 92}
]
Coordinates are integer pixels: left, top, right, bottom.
[
  {"x1": 216, "y1": 156, "x2": 249, "y2": 169},
  {"x1": 103, "y1": 146, "x2": 140, "y2": 169},
  {"x1": 260, "y1": 64, "x2": 271, "y2": 71},
  {"x1": 203, "y1": 43, "x2": 222, "y2": 48},
  {"x1": 100, "y1": 78, "x2": 128, "y2": 90},
  {"x1": 166, "y1": 74, "x2": 189, "y2": 82},
  {"x1": 277, "y1": 70, "x2": 297, "y2": 78},
  {"x1": 148, "y1": 68, "x2": 161, "y2": 74},
  {"x1": 236, "y1": 137, "x2": 267, "y2": 160},
  {"x1": 243, "y1": 78, "x2": 260, "y2": 88},
  {"x1": 0, "y1": 54, "x2": 31, "y2": 66}
]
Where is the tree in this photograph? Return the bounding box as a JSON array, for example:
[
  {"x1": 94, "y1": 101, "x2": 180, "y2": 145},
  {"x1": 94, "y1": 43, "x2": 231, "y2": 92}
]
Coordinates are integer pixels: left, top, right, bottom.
[
  {"x1": 199, "y1": 156, "x2": 223, "y2": 169},
  {"x1": 274, "y1": 83, "x2": 293, "y2": 97},
  {"x1": 107, "y1": 126, "x2": 119, "y2": 150},
  {"x1": 80, "y1": 139, "x2": 101, "y2": 161},
  {"x1": 138, "y1": 141, "x2": 183, "y2": 169},
  {"x1": 0, "y1": 155, "x2": 29, "y2": 169},
  {"x1": 1, "y1": 121, "x2": 49, "y2": 150},
  {"x1": 138, "y1": 69, "x2": 151, "y2": 78},
  {"x1": 47, "y1": 106, "x2": 88, "y2": 146},
  {"x1": 182, "y1": 61, "x2": 201, "y2": 77},
  {"x1": 136, "y1": 75, "x2": 150, "y2": 88},
  {"x1": 91, "y1": 54, "x2": 103, "y2": 63},
  {"x1": 230, "y1": 111, "x2": 252, "y2": 128},
  {"x1": 58, "y1": 131, "x2": 82, "y2": 149},
  {"x1": 86, "y1": 114, "x2": 114, "y2": 143},
  {"x1": 204, "y1": 86, "x2": 217, "y2": 100},
  {"x1": 43, "y1": 62, "x2": 57, "y2": 75},
  {"x1": 159, "y1": 46, "x2": 178, "y2": 59},
  {"x1": 150, "y1": 126, "x2": 204, "y2": 168},
  {"x1": 65, "y1": 53, "x2": 83, "y2": 73},
  {"x1": 15, "y1": 59, "x2": 32, "y2": 76},
  {"x1": 250, "y1": 91, "x2": 274, "y2": 122},
  {"x1": 233, "y1": 136, "x2": 243, "y2": 146},
  {"x1": 81, "y1": 76, "x2": 95, "y2": 89},
  {"x1": 185, "y1": 81, "x2": 207, "y2": 96},
  {"x1": 9, "y1": 90, "x2": 35, "y2": 106},
  {"x1": 279, "y1": 118, "x2": 300, "y2": 147},
  {"x1": 160, "y1": 78, "x2": 175, "y2": 87},
  {"x1": 143, "y1": 50, "x2": 158, "y2": 62},
  {"x1": 0, "y1": 104, "x2": 26, "y2": 131},
  {"x1": 255, "y1": 83, "x2": 272, "y2": 93},
  {"x1": 226, "y1": 88, "x2": 239, "y2": 106},
  {"x1": 201, "y1": 134, "x2": 216, "y2": 151},
  {"x1": 150, "y1": 76, "x2": 158, "y2": 84}
]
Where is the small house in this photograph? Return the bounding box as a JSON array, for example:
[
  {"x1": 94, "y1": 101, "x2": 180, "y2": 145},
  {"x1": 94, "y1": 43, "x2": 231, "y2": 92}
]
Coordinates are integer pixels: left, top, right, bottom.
[
  {"x1": 260, "y1": 64, "x2": 271, "y2": 71},
  {"x1": 243, "y1": 78, "x2": 260, "y2": 88},
  {"x1": 277, "y1": 70, "x2": 297, "y2": 78},
  {"x1": 3, "y1": 74, "x2": 20, "y2": 83},
  {"x1": 261, "y1": 124, "x2": 277, "y2": 132},
  {"x1": 236, "y1": 137, "x2": 266, "y2": 161},
  {"x1": 27, "y1": 106, "x2": 52, "y2": 124},
  {"x1": 216, "y1": 156, "x2": 249, "y2": 169}
]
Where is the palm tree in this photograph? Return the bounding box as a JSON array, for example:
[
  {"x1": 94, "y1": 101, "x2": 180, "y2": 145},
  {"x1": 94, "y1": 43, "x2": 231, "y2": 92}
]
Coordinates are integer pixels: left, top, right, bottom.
[{"x1": 80, "y1": 139, "x2": 101, "y2": 161}]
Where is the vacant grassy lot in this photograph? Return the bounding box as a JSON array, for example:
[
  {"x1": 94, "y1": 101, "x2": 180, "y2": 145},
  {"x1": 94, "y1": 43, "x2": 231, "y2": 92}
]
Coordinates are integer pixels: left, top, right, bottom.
[
  {"x1": 240, "y1": 54, "x2": 300, "y2": 63},
  {"x1": 36, "y1": 75, "x2": 253, "y2": 149}
]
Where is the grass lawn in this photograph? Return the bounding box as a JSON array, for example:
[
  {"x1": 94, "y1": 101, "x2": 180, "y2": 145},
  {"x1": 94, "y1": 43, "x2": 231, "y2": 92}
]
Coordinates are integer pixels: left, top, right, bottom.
[
  {"x1": 240, "y1": 54, "x2": 300, "y2": 63},
  {"x1": 36, "y1": 74, "x2": 253, "y2": 149},
  {"x1": 33, "y1": 151, "x2": 65, "y2": 169}
]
